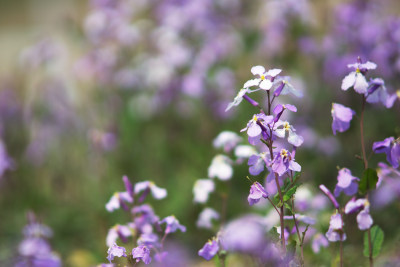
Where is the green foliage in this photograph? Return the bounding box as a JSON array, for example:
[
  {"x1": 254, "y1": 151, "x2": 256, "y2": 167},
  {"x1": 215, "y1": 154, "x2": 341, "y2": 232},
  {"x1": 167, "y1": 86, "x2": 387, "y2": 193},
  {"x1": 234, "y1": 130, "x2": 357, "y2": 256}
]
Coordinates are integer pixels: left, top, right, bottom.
[
  {"x1": 363, "y1": 226, "x2": 384, "y2": 258},
  {"x1": 268, "y1": 227, "x2": 280, "y2": 244},
  {"x1": 359, "y1": 168, "x2": 379, "y2": 195}
]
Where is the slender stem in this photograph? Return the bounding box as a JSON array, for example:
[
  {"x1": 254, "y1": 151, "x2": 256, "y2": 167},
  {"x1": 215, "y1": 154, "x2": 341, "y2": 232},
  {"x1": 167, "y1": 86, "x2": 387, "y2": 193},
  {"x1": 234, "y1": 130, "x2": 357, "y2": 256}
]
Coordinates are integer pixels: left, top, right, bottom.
[
  {"x1": 267, "y1": 197, "x2": 281, "y2": 216},
  {"x1": 291, "y1": 201, "x2": 304, "y2": 266},
  {"x1": 340, "y1": 239, "x2": 343, "y2": 267},
  {"x1": 360, "y1": 95, "x2": 368, "y2": 169},
  {"x1": 361, "y1": 95, "x2": 373, "y2": 266},
  {"x1": 275, "y1": 173, "x2": 286, "y2": 253},
  {"x1": 267, "y1": 90, "x2": 271, "y2": 115},
  {"x1": 368, "y1": 228, "x2": 373, "y2": 267}
]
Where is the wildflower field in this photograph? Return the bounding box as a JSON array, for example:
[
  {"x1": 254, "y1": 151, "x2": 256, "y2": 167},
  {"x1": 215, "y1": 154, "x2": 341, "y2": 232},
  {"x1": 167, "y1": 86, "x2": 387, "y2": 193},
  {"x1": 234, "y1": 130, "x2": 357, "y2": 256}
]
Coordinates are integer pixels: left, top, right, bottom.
[{"x1": 0, "y1": 0, "x2": 399, "y2": 266}]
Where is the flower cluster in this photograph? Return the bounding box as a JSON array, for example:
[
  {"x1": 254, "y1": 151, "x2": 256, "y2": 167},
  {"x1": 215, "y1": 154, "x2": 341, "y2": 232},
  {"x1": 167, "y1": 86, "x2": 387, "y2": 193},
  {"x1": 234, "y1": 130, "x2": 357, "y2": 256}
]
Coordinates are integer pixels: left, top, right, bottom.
[
  {"x1": 103, "y1": 176, "x2": 185, "y2": 265},
  {"x1": 15, "y1": 212, "x2": 61, "y2": 267}
]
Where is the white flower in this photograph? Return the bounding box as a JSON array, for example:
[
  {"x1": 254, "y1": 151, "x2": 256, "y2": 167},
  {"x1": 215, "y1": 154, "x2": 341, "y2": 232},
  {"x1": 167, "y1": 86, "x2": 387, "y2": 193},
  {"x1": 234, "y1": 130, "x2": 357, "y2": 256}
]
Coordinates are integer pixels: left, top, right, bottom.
[
  {"x1": 208, "y1": 155, "x2": 233, "y2": 181},
  {"x1": 243, "y1": 65, "x2": 282, "y2": 90},
  {"x1": 196, "y1": 208, "x2": 220, "y2": 229},
  {"x1": 213, "y1": 131, "x2": 242, "y2": 152},
  {"x1": 193, "y1": 179, "x2": 215, "y2": 203}
]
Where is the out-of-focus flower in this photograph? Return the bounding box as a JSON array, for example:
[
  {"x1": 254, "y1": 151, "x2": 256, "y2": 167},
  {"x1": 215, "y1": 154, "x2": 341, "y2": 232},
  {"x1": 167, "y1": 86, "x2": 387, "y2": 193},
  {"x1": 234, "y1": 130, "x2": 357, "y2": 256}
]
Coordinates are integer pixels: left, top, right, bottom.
[
  {"x1": 193, "y1": 179, "x2": 215, "y2": 203},
  {"x1": 198, "y1": 238, "x2": 219, "y2": 261},
  {"x1": 331, "y1": 103, "x2": 355, "y2": 135},
  {"x1": 105, "y1": 192, "x2": 133, "y2": 212},
  {"x1": 234, "y1": 145, "x2": 257, "y2": 159},
  {"x1": 366, "y1": 78, "x2": 397, "y2": 108},
  {"x1": 283, "y1": 214, "x2": 316, "y2": 225},
  {"x1": 159, "y1": 216, "x2": 186, "y2": 234},
  {"x1": 271, "y1": 77, "x2": 303, "y2": 98},
  {"x1": 106, "y1": 224, "x2": 133, "y2": 247},
  {"x1": 248, "y1": 153, "x2": 268, "y2": 176},
  {"x1": 373, "y1": 137, "x2": 400, "y2": 168},
  {"x1": 107, "y1": 243, "x2": 127, "y2": 263},
  {"x1": 208, "y1": 155, "x2": 233, "y2": 181},
  {"x1": 325, "y1": 213, "x2": 346, "y2": 242},
  {"x1": 134, "y1": 181, "x2": 167, "y2": 200},
  {"x1": 345, "y1": 198, "x2": 373, "y2": 230},
  {"x1": 213, "y1": 131, "x2": 242, "y2": 152},
  {"x1": 312, "y1": 233, "x2": 329, "y2": 253},
  {"x1": 248, "y1": 182, "x2": 269, "y2": 206},
  {"x1": 196, "y1": 208, "x2": 219, "y2": 229},
  {"x1": 273, "y1": 104, "x2": 297, "y2": 122},
  {"x1": 132, "y1": 245, "x2": 152, "y2": 265},
  {"x1": 334, "y1": 168, "x2": 359, "y2": 197}
]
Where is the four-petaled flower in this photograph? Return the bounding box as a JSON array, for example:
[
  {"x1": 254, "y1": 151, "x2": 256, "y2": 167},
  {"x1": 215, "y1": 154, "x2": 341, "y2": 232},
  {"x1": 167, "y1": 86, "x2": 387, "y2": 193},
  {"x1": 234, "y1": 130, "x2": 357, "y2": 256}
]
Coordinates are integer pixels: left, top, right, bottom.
[
  {"x1": 325, "y1": 213, "x2": 346, "y2": 242},
  {"x1": 134, "y1": 181, "x2": 167, "y2": 200},
  {"x1": 271, "y1": 149, "x2": 301, "y2": 176},
  {"x1": 244, "y1": 65, "x2": 282, "y2": 90},
  {"x1": 373, "y1": 137, "x2": 400, "y2": 168},
  {"x1": 241, "y1": 113, "x2": 273, "y2": 138},
  {"x1": 193, "y1": 179, "x2": 215, "y2": 203},
  {"x1": 274, "y1": 121, "x2": 304, "y2": 147},
  {"x1": 345, "y1": 198, "x2": 373, "y2": 230},
  {"x1": 105, "y1": 192, "x2": 133, "y2": 212},
  {"x1": 341, "y1": 59, "x2": 377, "y2": 94}
]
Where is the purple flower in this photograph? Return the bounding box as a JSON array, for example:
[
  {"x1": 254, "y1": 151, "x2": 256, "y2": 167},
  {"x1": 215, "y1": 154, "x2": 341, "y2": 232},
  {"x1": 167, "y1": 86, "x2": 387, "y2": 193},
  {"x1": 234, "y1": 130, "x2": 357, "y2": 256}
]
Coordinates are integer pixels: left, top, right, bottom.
[
  {"x1": 198, "y1": 239, "x2": 219, "y2": 261},
  {"x1": 105, "y1": 192, "x2": 133, "y2": 212},
  {"x1": 271, "y1": 77, "x2": 303, "y2": 98},
  {"x1": 106, "y1": 224, "x2": 132, "y2": 247},
  {"x1": 312, "y1": 233, "x2": 329, "y2": 253},
  {"x1": 134, "y1": 181, "x2": 167, "y2": 200},
  {"x1": 334, "y1": 168, "x2": 359, "y2": 197},
  {"x1": 159, "y1": 216, "x2": 186, "y2": 234},
  {"x1": 132, "y1": 245, "x2": 152, "y2": 265},
  {"x1": 122, "y1": 175, "x2": 133, "y2": 197},
  {"x1": 247, "y1": 153, "x2": 268, "y2": 175},
  {"x1": 273, "y1": 104, "x2": 297, "y2": 122},
  {"x1": 241, "y1": 113, "x2": 273, "y2": 138},
  {"x1": 248, "y1": 182, "x2": 269, "y2": 206},
  {"x1": 107, "y1": 243, "x2": 127, "y2": 263},
  {"x1": 196, "y1": 208, "x2": 219, "y2": 229},
  {"x1": 319, "y1": 185, "x2": 339, "y2": 209},
  {"x1": 274, "y1": 120, "x2": 304, "y2": 147},
  {"x1": 373, "y1": 137, "x2": 400, "y2": 168},
  {"x1": 345, "y1": 198, "x2": 373, "y2": 230},
  {"x1": 137, "y1": 233, "x2": 160, "y2": 248},
  {"x1": 283, "y1": 214, "x2": 316, "y2": 225},
  {"x1": 331, "y1": 103, "x2": 355, "y2": 135},
  {"x1": 325, "y1": 213, "x2": 346, "y2": 242},
  {"x1": 271, "y1": 149, "x2": 301, "y2": 176},
  {"x1": 341, "y1": 59, "x2": 376, "y2": 94},
  {"x1": 366, "y1": 78, "x2": 397, "y2": 108}
]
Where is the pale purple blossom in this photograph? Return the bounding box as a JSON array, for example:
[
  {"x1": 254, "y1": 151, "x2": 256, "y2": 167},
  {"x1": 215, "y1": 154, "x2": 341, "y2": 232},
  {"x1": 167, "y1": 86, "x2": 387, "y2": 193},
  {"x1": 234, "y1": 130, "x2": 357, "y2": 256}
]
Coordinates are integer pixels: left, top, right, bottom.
[
  {"x1": 366, "y1": 78, "x2": 397, "y2": 108},
  {"x1": 248, "y1": 153, "x2": 268, "y2": 176},
  {"x1": 134, "y1": 181, "x2": 167, "y2": 200},
  {"x1": 243, "y1": 66, "x2": 281, "y2": 90},
  {"x1": 331, "y1": 103, "x2": 355, "y2": 135},
  {"x1": 274, "y1": 120, "x2": 304, "y2": 147},
  {"x1": 373, "y1": 137, "x2": 400, "y2": 168},
  {"x1": 105, "y1": 192, "x2": 133, "y2": 212},
  {"x1": 312, "y1": 233, "x2": 329, "y2": 253},
  {"x1": 132, "y1": 245, "x2": 151, "y2": 265},
  {"x1": 198, "y1": 239, "x2": 219, "y2": 261},
  {"x1": 325, "y1": 213, "x2": 346, "y2": 242},
  {"x1": 248, "y1": 182, "x2": 269, "y2": 206},
  {"x1": 196, "y1": 208, "x2": 219, "y2": 229},
  {"x1": 345, "y1": 198, "x2": 373, "y2": 230},
  {"x1": 241, "y1": 113, "x2": 273, "y2": 138},
  {"x1": 271, "y1": 149, "x2": 301, "y2": 176},
  {"x1": 334, "y1": 168, "x2": 359, "y2": 197},
  {"x1": 159, "y1": 216, "x2": 186, "y2": 234},
  {"x1": 107, "y1": 243, "x2": 127, "y2": 263},
  {"x1": 341, "y1": 59, "x2": 376, "y2": 94}
]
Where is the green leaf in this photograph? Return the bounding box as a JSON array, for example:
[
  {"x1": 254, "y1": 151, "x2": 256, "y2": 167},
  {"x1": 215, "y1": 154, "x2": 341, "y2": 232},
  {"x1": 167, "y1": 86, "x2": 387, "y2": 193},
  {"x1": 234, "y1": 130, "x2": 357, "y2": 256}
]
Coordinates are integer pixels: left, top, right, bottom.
[
  {"x1": 284, "y1": 203, "x2": 293, "y2": 215},
  {"x1": 363, "y1": 226, "x2": 384, "y2": 258},
  {"x1": 268, "y1": 227, "x2": 280, "y2": 243},
  {"x1": 359, "y1": 168, "x2": 379, "y2": 195},
  {"x1": 283, "y1": 183, "x2": 300, "y2": 202}
]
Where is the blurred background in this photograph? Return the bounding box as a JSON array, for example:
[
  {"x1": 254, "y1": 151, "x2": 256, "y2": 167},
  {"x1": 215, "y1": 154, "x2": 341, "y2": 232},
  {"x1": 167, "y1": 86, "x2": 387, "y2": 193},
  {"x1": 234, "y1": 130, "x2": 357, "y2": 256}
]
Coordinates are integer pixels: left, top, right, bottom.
[{"x1": 0, "y1": 0, "x2": 399, "y2": 266}]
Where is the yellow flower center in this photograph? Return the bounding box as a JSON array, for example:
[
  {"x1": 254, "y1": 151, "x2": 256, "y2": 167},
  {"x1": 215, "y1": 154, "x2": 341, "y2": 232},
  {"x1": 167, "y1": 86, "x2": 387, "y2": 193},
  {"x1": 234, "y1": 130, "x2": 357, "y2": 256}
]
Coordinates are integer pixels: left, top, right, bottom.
[
  {"x1": 356, "y1": 68, "x2": 361, "y2": 73},
  {"x1": 280, "y1": 149, "x2": 288, "y2": 158},
  {"x1": 261, "y1": 75, "x2": 265, "y2": 80},
  {"x1": 252, "y1": 115, "x2": 258, "y2": 122},
  {"x1": 396, "y1": 90, "x2": 400, "y2": 98},
  {"x1": 283, "y1": 122, "x2": 290, "y2": 131}
]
